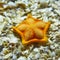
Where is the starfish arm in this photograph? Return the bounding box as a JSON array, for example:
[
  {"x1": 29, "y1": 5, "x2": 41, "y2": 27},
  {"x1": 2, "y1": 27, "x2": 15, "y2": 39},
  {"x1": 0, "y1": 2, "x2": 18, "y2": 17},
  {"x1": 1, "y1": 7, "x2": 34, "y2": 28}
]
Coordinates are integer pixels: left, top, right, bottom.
[
  {"x1": 12, "y1": 26, "x2": 24, "y2": 38},
  {"x1": 44, "y1": 22, "x2": 51, "y2": 34},
  {"x1": 22, "y1": 36, "x2": 48, "y2": 45}
]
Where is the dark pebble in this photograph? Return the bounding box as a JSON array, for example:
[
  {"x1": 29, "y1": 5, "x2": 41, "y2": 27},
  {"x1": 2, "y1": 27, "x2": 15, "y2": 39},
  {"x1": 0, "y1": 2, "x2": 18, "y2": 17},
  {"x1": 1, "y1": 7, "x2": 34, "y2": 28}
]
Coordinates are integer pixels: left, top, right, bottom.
[{"x1": 0, "y1": 45, "x2": 4, "y2": 52}]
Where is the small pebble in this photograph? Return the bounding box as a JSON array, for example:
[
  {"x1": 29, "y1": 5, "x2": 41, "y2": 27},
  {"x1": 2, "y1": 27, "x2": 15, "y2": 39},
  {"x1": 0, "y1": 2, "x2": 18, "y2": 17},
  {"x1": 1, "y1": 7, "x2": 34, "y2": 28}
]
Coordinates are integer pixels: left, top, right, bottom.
[
  {"x1": 58, "y1": 58, "x2": 60, "y2": 60},
  {"x1": 33, "y1": 48, "x2": 39, "y2": 53},
  {"x1": 50, "y1": 45, "x2": 55, "y2": 50},
  {"x1": 17, "y1": 56, "x2": 26, "y2": 60}
]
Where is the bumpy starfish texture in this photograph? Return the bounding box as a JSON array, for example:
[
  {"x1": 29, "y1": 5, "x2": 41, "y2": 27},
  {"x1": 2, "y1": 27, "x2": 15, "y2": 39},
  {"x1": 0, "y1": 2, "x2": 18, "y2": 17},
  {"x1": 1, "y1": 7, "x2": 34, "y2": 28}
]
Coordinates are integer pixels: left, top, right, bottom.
[{"x1": 12, "y1": 14, "x2": 51, "y2": 45}]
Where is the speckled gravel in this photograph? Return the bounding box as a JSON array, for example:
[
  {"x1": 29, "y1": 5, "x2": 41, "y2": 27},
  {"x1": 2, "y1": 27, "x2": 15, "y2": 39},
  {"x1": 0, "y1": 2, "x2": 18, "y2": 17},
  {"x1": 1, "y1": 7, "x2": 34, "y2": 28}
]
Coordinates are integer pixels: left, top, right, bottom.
[{"x1": 0, "y1": 0, "x2": 60, "y2": 60}]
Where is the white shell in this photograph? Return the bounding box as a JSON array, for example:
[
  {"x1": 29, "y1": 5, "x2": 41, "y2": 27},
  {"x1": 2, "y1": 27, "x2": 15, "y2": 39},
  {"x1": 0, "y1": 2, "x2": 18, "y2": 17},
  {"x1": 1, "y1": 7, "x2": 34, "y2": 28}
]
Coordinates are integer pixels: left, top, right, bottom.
[
  {"x1": 3, "y1": 53, "x2": 12, "y2": 59},
  {"x1": 17, "y1": 56, "x2": 26, "y2": 60},
  {"x1": 33, "y1": 48, "x2": 39, "y2": 53}
]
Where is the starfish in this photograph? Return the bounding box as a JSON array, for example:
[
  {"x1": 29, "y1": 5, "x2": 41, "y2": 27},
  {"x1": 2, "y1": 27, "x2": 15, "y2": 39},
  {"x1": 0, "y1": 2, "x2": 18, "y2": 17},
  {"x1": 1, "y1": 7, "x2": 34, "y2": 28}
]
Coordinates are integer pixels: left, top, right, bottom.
[{"x1": 12, "y1": 14, "x2": 51, "y2": 45}]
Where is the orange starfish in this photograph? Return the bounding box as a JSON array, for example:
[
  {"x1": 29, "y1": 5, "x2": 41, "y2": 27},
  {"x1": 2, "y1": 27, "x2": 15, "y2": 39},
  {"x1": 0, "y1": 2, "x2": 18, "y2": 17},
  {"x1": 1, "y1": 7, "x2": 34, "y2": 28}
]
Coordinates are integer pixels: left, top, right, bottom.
[{"x1": 12, "y1": 14, "x2": 50, "y2": 45}]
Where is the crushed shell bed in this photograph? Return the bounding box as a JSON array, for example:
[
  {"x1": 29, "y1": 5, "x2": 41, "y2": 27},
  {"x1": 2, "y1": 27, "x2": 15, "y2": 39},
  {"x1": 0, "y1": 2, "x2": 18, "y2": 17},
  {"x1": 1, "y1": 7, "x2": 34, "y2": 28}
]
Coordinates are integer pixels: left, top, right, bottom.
[{"x1": 0, "y1": 0, "x2": 60, "y2": 60}]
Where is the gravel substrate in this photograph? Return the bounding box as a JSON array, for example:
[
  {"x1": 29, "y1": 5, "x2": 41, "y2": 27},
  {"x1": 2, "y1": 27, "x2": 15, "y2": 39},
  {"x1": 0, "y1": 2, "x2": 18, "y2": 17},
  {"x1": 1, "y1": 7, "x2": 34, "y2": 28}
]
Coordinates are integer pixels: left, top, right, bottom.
[{"x1": 0, "y1": 0, "x2": 60, "y2": 60}]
